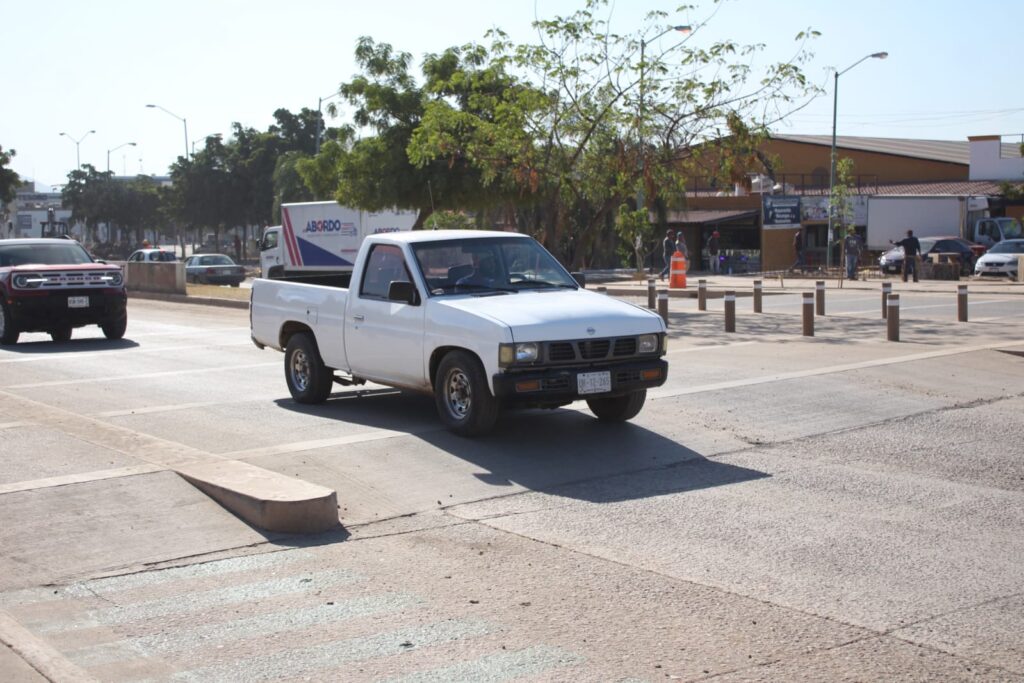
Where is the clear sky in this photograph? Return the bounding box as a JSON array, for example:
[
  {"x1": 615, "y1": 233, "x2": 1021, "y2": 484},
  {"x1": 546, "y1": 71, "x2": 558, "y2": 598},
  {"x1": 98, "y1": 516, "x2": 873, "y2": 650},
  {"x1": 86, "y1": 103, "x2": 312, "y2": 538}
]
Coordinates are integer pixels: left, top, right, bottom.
[{"x1": 5, "y1": 0, "x2": 1022, "y2": 189}]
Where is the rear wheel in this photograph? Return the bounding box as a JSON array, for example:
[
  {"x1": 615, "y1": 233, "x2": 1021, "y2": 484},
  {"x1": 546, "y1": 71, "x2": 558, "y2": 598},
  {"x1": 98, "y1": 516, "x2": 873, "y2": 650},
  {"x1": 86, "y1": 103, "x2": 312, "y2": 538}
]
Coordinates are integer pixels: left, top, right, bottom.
[
  {"x1": 435, "y1": 351, "x2": 499, "y2": 436},
  {"x1": 284, "y1": 333, "x2": 333, "y2": 404},
  {"x1": 50, "y1": 327, "x2": 72, "y2": 342},
  {"x1": 0, "y1": 302, "x2": 19, "y2": 345},
  {"x1": 587, "y1": 390, "x2": 647, "y2": 423},
  {"x1": 101, "y1": 313, "x2": 128, "y2": 340}
]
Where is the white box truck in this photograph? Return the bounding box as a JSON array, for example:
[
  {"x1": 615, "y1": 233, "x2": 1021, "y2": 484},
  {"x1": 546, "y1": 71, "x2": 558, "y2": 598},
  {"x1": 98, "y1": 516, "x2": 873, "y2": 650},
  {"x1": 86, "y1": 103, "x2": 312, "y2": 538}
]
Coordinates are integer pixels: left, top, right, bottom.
[
  {"x1": 259, "y1": 201, "x2": 416, "y2": 280},
  {"x1": 866, "y1": 195, "x2": 1020, "y2": 250}
]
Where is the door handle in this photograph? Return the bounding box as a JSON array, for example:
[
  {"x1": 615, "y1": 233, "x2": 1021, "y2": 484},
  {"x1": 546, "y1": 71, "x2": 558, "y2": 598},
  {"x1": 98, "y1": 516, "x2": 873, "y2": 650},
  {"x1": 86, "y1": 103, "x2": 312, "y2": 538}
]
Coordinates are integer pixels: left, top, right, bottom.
[{"x1": 352, "y1": 314, "x2": 365, "y2": 322}]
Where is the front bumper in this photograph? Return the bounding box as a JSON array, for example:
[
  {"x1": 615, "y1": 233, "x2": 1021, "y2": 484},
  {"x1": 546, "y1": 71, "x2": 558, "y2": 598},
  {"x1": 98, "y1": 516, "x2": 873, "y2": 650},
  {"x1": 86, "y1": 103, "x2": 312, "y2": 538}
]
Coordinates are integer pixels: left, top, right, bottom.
[
  {"x1": 492, "y1": 358, "x2": 668, "y2": 406},
  {"x1": 7, "y1": 289, "x2": 127, "y2": 333}
]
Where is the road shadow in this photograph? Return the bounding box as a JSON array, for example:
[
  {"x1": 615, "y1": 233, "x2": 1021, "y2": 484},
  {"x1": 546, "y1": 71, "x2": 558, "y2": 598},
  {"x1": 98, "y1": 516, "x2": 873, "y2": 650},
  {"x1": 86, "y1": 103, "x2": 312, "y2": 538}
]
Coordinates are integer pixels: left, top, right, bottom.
[
  {"x1": 0, "y1": 337, "x2": 140, "y2": 354},
  {"x1": 274, "y1": 391, "x2": 769, "y2": 506}
]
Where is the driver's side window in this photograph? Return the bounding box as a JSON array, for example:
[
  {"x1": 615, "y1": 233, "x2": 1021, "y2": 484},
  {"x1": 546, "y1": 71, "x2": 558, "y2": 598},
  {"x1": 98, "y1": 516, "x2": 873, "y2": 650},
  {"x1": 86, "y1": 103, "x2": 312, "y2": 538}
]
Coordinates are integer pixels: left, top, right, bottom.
[{"x1": 360, "y1": 244, "x2": 410, "y2": 300}]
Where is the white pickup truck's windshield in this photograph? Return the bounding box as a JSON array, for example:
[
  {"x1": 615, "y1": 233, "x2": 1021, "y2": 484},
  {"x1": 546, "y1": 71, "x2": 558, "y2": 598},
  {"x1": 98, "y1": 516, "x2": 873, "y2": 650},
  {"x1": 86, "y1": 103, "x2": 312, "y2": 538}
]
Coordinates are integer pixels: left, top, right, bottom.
[
  {"x1": 412, "y1": 236, "x2": 577, "y2": 296},
  {"x1": 0, "y1": 243, "x2": 94, "y2": 267}
]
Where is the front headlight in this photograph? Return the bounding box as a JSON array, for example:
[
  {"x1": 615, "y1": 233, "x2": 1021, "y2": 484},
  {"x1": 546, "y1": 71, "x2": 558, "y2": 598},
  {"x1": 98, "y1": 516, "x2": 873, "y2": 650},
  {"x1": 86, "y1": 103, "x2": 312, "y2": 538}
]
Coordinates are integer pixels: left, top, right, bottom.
[
  {"x1": 638, "y1": 334, "x2": 659, "y2": 354},
  {"x1": 104, "y1": 271, "x2": 124, "y2": 286},
  {"x1": 499, "y1": 342, "x2": 539, "y2": 367},
  {"x1": 13, "y1": 273, "x2": 43, "y2": 289}
]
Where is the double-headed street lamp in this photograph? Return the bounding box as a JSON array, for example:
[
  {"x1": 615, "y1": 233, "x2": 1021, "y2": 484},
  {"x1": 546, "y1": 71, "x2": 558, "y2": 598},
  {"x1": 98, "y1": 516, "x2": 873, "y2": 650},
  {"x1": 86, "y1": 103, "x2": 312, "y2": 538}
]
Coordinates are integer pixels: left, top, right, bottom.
[
  {"x1": 107, "y1": 142, "x2": 137, "y2": 173},
  {"x1": 827, "y1": 51, "x2": 888, "y2": 267},
  {"x1": 146, "y1": 103, "x2": 190, "y2": 161},
  {"x1": 59, "y1": 130, "x2": 96, "y2": 170}
]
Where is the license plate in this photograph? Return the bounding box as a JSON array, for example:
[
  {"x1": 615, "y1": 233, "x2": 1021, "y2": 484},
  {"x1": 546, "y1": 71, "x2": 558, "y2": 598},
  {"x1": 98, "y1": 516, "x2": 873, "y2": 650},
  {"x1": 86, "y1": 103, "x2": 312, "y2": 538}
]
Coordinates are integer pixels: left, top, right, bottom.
[
  {"x1": 577, "y1": 371, "x2": 611, "y2": 395},
  {"x1": 68, "y1": 296, "x2": 89, "y2": 308}
]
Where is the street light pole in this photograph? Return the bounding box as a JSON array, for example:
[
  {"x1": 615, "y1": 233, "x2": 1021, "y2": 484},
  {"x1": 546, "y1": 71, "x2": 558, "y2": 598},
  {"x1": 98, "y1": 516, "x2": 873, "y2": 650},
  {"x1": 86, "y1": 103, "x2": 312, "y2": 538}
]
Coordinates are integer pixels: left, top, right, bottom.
[
  {"x1": 107, "y1": 142, "x2": 137, "y2": 173},
  {"x1": 827, "y1": 51, "x2": 888, "y2": 268},
  {"x1": 315, "y1": 91, "x2": 342, "y2": 155},
  {"x1": 146, "y1": 104, "x2": 190, "y2": 161},
  {"x1": 59, "y1": 130, "x2": 96, "y2": 170},
  {"x1": 637, "y1": 25, "x2": 691, "y2": 213},
  {"x1": 191, "y1": 133, "x2": 222, "y2": 156}
]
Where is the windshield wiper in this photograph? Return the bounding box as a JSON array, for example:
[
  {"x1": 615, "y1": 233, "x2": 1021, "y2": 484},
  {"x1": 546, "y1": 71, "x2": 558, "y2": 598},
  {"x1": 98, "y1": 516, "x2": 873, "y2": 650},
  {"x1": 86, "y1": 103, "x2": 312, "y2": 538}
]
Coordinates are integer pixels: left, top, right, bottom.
[
  {"x1": 515, "y1": 281, "x2": 577, "y2": 290},
  {"x1": 454, "y1": 283, "x2": 517, "y2": 294}
]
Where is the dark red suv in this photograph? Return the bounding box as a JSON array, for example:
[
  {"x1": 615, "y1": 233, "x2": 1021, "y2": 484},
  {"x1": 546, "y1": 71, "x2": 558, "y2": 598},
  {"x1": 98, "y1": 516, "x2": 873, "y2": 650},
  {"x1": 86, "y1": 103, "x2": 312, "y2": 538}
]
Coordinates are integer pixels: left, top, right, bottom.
[{"x1": 0, "y1": 238, "x2": 127, "y2": 345}]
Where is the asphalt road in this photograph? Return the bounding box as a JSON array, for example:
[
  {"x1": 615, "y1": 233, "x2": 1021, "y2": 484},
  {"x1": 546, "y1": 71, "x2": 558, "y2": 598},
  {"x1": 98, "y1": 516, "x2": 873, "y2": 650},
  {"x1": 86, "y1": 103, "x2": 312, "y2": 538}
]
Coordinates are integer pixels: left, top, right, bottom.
[{"x1": 1, "y1": 289, "x2": 1023, "y2": 682}]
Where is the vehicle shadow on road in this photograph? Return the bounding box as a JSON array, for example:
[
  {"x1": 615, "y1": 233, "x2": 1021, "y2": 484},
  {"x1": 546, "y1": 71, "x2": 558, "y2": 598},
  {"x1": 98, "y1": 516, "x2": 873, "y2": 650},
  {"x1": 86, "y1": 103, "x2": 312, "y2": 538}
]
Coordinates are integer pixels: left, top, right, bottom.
[
  {"x1": 0, "y1": 338, "x2": 140, "y2": 353},
  {"x1": 276, "y1": 392, "x2": 769, "y2": 505}
]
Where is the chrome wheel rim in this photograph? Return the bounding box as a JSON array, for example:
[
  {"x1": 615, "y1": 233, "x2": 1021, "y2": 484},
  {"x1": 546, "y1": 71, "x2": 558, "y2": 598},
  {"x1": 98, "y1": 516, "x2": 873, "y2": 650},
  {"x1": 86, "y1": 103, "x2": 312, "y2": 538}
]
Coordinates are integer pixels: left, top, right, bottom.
[
  {"x1": 290, "y1": 348, "x2": 311, "y2": 392},
  {"x1": 444, "y1": 368, "x2": 471, "y2": 419}
]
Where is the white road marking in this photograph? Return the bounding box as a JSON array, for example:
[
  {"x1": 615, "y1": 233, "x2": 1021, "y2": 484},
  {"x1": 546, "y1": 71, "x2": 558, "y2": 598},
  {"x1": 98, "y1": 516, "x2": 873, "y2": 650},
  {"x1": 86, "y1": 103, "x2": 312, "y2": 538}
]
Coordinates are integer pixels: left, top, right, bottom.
[
  {"x1": 2, "y1": 362, "x2": 278, "y2": 390},
  {"x1": 649, "y1": 339, "x2": 1024, "y2": 399},
  {"x1": 0, "y1": 464, "x2": 164, "y2": 496},
  {"x1": 69, "y1": 592, "x2": 424, "y2": 668},
  {"x1": 170, "y1": 619, "x2": 494, "y2": 683}
]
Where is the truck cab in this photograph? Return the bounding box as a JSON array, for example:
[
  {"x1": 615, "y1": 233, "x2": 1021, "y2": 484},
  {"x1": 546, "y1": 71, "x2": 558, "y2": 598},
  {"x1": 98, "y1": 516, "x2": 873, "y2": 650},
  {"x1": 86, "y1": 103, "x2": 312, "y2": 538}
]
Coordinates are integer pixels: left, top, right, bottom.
[{"x1": 974, "y1": 217, "x2": 1023, "y2": 248}]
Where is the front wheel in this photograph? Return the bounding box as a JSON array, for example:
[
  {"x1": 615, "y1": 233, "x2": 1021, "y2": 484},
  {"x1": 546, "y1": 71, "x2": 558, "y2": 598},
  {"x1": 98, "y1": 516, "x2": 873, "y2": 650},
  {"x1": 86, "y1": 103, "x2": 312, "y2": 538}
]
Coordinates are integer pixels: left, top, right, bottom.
[
  {"x1": 587, "y1": 390, "x2": 647, "y2": 423},
  {"x1": 101, "y1": 313, "x2": 127, "y2": 340},
  {"x1": 435, "y1": 351, "x2": 499, "y2": 436},
  {"x1": 284, "y1": 333, "x2": 333, "y2": 404},
  {"x1": 0, "y1": 302, "x2": 19, "y2": 345}
]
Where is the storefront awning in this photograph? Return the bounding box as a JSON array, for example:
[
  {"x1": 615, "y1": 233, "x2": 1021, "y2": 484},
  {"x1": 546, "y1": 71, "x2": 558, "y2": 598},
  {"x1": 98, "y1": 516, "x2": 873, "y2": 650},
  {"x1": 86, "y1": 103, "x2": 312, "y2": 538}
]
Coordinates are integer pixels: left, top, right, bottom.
[{"x1": 663, "y1": 210, "x2": 760, "y2": 225}]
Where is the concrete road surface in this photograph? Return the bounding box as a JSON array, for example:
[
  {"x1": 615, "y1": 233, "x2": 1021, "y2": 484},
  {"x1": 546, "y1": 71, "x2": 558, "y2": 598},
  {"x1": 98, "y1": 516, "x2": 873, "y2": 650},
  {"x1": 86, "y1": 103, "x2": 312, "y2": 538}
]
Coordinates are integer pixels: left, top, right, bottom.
[{"x1": 1, "y1": 287, "x2": 1023, "y2": 681}]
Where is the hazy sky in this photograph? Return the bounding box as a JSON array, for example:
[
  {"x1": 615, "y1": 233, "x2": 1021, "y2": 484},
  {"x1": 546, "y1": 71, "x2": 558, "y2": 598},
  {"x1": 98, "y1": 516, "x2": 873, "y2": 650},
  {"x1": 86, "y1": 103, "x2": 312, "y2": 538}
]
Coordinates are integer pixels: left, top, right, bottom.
[{"x1": 5, "y1": 0, "x2": 1021, "y2": 189}]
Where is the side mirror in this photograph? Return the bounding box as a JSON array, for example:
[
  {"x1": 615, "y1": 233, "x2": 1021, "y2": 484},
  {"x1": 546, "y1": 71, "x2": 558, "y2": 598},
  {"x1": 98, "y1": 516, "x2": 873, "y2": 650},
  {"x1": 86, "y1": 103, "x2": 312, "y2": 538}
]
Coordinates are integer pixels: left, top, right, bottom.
[{"x1": 388, "y1": 280, "x2": 419, "y2": 305}]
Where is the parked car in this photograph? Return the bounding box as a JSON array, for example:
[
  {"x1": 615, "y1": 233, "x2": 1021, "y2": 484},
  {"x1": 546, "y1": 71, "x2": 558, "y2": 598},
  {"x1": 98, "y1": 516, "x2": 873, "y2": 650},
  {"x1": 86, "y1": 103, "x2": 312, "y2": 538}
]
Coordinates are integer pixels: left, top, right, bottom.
[
  {"x1": 127, "y1": 248, "x2": 177, "y2": 263},
  {"x1": 973, "y1": 238, "x2": 1024, "y2": 278},
  {"x1": 878, "y1": 236, "x2": 979, "y2": 276},
  {"x1": 184, "y1": 253, "x2": 247, "y2": 286}
]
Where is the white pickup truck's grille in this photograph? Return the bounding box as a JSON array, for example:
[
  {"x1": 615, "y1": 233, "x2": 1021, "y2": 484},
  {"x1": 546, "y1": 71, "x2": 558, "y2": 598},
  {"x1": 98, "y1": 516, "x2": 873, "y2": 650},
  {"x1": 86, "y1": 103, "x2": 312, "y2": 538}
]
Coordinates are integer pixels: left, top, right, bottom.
[
  {"x1": 545, "y1": 337, "x2": 642, "y2": 364},
  {"x1": 13, "y1": 270, "x2": 123, "y2": 290}
]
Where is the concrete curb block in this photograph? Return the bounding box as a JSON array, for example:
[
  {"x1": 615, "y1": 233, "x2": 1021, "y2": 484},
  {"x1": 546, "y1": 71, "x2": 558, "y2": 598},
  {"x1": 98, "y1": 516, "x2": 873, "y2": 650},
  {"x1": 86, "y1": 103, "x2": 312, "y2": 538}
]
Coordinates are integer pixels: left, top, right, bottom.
[
  {"x1": 0, "y1": 610, "x2": 100, "y2": 682},
  {"x1": 128, "y1": 290, "x2": 250, "y2": 309},
  {"x1": 176, "y1": 461, "x2": 339, "y2": 534}
]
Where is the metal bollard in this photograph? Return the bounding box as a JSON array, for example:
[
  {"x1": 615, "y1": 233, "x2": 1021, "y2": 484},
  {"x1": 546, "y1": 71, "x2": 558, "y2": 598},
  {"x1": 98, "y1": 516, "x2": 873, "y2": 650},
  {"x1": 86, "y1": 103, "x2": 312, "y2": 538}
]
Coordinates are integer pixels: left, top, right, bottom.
[
  {"x1": 657, "y1": 290, "x2": 669, "y2": 324},
  {"x1": 724, "y1": 290, "x2": 736, "y2": 332},
  {"x1": 753, "y1": 280, "x2": 763, "y2": 313},
  {"x1": 957, "y1": 285, "x2": 968, "y2": 322},
  {"x1": 697, "y1": 279, "x2": 707, "y2": 311},
  {"x1": 881, "y1": 282, "x2": 892, "y2": 319},
  {"x1": 887, "y1": 293, "x2": 900, "y2": 341},
  {"x1": 815, "y1": 280, "x2": 825, "y2": 316},
  {"x1": 647, "y1": 278, "x2": 656, "y2": 310},
  {"x1": 802, "y1": 292, "x2": 814, "y2": 336}
]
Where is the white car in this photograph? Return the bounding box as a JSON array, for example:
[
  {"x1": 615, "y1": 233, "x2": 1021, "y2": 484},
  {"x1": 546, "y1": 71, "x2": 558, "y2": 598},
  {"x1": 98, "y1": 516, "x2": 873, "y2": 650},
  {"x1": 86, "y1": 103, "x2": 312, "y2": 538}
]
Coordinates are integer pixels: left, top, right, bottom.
[{"x1": 973, "y1": 239, "x2": 1024, "y2": 278}]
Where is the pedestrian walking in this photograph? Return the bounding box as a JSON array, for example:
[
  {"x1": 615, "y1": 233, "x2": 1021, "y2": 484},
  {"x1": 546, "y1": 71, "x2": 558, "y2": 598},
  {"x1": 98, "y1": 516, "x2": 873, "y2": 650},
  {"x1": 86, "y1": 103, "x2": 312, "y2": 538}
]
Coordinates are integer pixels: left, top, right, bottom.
[
  {"x1": 842, "y1": 227, "x2": 863, "y2": 280},
  {"x1": 891, "y1": 229, "x2": 922, "y2": 283},
  {"x1": 659, "y1": 229, "x2": 675, "y2": 280},
  {"x1": 675, "y1": 231, "x2": 689, "y2": 271},
  {"x1": 790, "y1": 230, "x2": 804, "y2": 271},
  {"x1": 706, "y1": 230, "x2": 721, "y2": 274}
]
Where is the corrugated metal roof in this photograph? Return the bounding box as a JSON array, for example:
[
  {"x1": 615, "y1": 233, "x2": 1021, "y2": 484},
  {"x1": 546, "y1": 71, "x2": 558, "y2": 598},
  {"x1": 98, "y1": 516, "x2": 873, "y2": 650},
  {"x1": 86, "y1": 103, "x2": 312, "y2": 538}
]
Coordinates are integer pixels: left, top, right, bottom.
[
  {"x1": 771, "y1": 135, "x2": 1020, "y2": 166},
  {"x1": 870, "y1": 180, "x2": 1006, "y2": 196}
]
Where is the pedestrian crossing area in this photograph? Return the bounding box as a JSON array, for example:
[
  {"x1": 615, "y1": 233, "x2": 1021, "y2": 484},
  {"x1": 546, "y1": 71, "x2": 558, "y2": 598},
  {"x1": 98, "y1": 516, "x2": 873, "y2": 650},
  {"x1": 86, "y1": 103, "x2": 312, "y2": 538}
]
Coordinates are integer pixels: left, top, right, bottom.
[{"x1": 1, "y1": 547, "x2": 583, "y2": 682}]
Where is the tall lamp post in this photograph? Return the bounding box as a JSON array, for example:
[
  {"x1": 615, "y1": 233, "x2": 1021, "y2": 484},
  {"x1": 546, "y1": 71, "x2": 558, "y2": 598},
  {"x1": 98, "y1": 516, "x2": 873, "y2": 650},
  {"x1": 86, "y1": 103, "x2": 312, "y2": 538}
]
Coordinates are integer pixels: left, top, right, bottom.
[
  {"x1": 315, "y1": 91, "x2": 343, "y2": 155},
  {"x1": 827, "y1": 51, "x2": 888, "y2": 267},
  {"x1": 107, "y1": 142, "x2": 137, "y2": 173},
  {"x1": 146, "y1": 104, "x2": 190, "y2": 161},
  {"x1": 59, "y1": 130, "x2": 96, "y2": 170},
  {"x1": 637, "y1": 25, "x2": 691, "y2": 272}
]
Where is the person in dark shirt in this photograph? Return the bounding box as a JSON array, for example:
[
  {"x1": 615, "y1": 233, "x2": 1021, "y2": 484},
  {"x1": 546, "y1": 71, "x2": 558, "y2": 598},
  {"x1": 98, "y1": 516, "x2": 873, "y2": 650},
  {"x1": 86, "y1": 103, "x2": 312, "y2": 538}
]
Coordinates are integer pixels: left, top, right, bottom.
[
  {"x1": 891, "y1": 229, "x2": 922, "y2": 282},
  {"x1": 659, "y1": 229, "x2": 675, "y2": 280}
]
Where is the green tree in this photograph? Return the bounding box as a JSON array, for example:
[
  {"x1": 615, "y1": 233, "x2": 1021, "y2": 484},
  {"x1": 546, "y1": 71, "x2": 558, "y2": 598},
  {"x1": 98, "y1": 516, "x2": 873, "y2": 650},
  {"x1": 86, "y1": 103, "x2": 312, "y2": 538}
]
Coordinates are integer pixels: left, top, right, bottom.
[{"x1": 1, "y1": 146, "x2": 20, "y2": 212}]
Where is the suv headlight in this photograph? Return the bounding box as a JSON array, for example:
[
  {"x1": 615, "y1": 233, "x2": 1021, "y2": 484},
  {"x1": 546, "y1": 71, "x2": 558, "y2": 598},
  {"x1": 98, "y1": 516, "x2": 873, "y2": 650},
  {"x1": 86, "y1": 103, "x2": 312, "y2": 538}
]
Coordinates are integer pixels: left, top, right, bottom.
[
  {"x1": 104, "y1": 271, "x2": 124, "y2": 286},
  {"x1": 13, "y1": 273, "x2": 43, "y2": 289},
  {"x1": 499, "y1": 342, "x2": 539, "y2": 367},
  {"x1": 638, "y1": 334, "x2": 659, "y2": 354}
]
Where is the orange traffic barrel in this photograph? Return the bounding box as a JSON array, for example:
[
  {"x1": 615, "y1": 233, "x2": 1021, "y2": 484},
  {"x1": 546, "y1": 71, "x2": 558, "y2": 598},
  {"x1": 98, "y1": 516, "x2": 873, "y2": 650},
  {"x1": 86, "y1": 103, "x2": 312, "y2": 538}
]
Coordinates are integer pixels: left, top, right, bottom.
[{"x1": 669, "y1": 251, "x2": 687, "y2": 289}]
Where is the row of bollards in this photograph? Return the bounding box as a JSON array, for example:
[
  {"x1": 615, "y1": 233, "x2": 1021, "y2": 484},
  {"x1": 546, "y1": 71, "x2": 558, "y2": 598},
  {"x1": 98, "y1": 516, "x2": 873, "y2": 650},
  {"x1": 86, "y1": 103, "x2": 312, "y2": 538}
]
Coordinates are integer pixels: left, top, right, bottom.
[{"x1": 642, "y1": 278, "x2": 972, "y2": 342}]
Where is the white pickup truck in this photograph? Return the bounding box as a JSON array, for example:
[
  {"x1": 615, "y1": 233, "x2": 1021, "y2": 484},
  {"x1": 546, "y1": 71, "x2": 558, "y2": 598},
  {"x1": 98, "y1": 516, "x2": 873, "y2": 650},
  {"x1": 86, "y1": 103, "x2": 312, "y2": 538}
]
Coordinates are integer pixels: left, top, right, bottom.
[{"x1": 250, "y1": 230, "x2": 668, "y2": 435}]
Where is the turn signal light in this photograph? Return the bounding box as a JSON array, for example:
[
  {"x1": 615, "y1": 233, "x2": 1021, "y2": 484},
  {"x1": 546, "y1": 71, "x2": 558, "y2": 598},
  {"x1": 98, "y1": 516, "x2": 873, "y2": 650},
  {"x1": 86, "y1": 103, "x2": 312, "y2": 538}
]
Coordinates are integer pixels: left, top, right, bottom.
[
  {"x1": 515, "y1": 380, "x2": 541, "y2": 392},
  {"x1": 641, "y1": 368, "x2": 661, "y2": 381}
]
